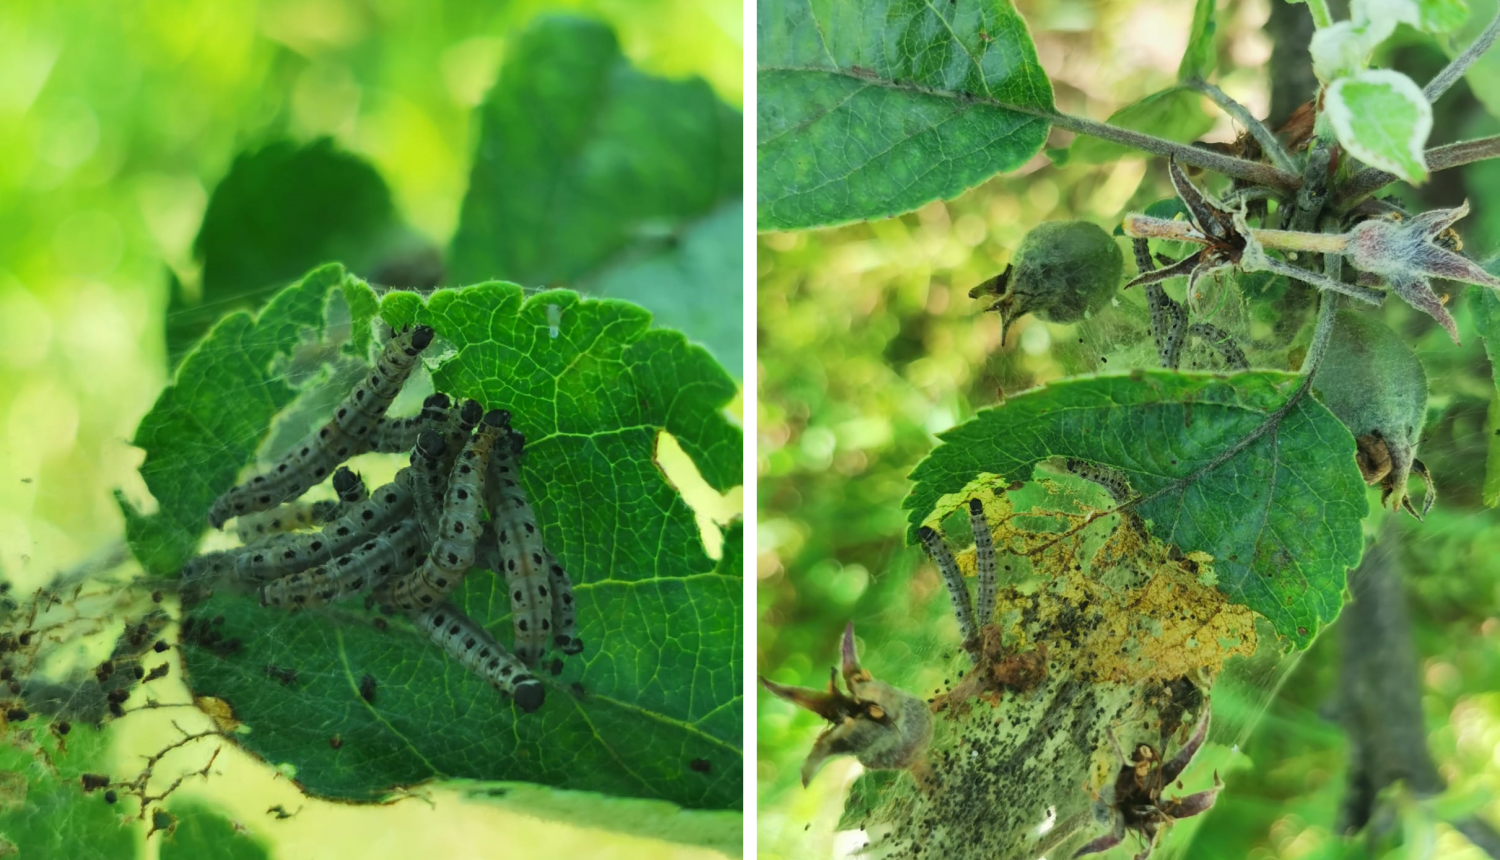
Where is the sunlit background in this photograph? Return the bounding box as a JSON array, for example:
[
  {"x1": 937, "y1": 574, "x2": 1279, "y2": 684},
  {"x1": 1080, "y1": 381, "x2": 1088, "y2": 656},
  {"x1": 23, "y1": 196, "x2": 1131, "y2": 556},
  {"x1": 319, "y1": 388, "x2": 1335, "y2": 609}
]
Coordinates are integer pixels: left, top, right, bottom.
[
  {"x1": 757, "y1": 0, "x2": 1500, "y2": 858},
  {"x1": 0, "y1": 0, "x2": 741, "y2": 857}
]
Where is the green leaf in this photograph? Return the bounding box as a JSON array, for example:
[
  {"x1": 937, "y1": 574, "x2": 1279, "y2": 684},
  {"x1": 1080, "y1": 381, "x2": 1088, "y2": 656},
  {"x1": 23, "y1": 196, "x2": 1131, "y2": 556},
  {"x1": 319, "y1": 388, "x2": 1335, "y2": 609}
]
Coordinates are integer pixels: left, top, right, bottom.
[
  {"x1": 1325, "y1": 69, "x2": 1432, "y2": 183},
  {"x1": 119, "y1": 264, "x2": 379, "y2": 575},
  {"x1": 458, "y1": 782, "x2": 742, "y2": 856},
  {"x1": 1470, "y1": 280, "x2": 1500, "y2": 507},
  {"x1": 903, "y1": 371, "x2": 1368, "y2": 646},
  {"x1": 1068, "y1": 87, "x2": 1215, "y2": 165},
  {"x1": 160, "y1": 801, "x2": 270, "y2": 860},
  {"x1": 448, "y1": 16, "x2": 741, "y2": 303},
  {"x1": 757, "y1": 0, "x2": 1054, "y2": 230},
  {"x1": 1179, "y1": 0, "x2": 1218, "y2": 80},
  {"x1": 172, "y1": 140, "x2": 402, "y2": 364},
  {"x1": 0, "y1": 724, "x2": 135, "y2": 860},
  {"x1": 171, "y1": 281, "x2": 743, "y2": 810},
  {"x1": 1415, "y1": 0, "x2": 1469, "y2": 32},
  {"x1": 592, "y1": 198, "x2": 744, "y2": 376}
]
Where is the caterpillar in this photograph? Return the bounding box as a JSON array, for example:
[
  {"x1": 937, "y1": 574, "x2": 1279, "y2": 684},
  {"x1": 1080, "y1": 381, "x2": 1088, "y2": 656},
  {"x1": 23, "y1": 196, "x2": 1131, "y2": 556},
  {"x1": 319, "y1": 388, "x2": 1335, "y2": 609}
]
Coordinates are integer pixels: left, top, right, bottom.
[
  {"x1": 207, "y1": 325, "x2": 434, "y2": 529},
  {"x1": 477, "y1": 432, "x2": 581, "y2": 656},
  {"x1": 969, "y1": 498, "x2": 998, "y2": 630},
  {"x1": 483, "y1": 429, "x2": 557, "y2": 665},
  {"x1": 233, "y1": 474, "x2": 414, "y2": 584},
  {"x1": 233, "y1": 499, "x2": 338, "y2": 544},
  {"x1": 918, "y1": 525, "x2": 978, "y2": 661},
  {"x1": 258, "y1": 518, "x2": 423, "y2": 608},
  {"x1": 382, "y1": 410, "x2": 507, "y2": 613},
  {"x1": 230, "y1": 465, "x2": 370, "y2": 543},
  {"x1": 415, "y1": 602, "x2": 544, "y2": 713}
]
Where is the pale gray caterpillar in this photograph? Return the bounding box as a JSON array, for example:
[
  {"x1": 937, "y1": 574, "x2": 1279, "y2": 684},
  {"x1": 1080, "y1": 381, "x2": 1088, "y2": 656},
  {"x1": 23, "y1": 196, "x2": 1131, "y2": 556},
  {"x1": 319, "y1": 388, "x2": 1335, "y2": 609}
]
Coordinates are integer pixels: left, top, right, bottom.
[
  {"x1": 969, "y1": 498, "x2": 998, "y2": 631},
  {"x1": 232, "y1": 499, "x2": 339, "y2": 544},
  {"x1": 483, "y1": 428, "x2": 558, "y2": 665},
  {"x1": 383, "y1": 409, "x2": 507, "y2": 614},
  {"x1": 415, "y1": 603, "x2": 544, "y2": 712},
  {"x1": 207, "y1": 324, "x2": 434, "y2": 529},
  {"x1": 259, "y1": 518, "x2": 423, "y2": 608},
  {"x1": 918, "y1": 525, "x2": 979, "y2": 661},
  {"x1": 1063, "y1": 458, "x2": 1134, "y2": 505},
  {"x1": 233, "y1": 473, "x2": 414, "y2": 584}
]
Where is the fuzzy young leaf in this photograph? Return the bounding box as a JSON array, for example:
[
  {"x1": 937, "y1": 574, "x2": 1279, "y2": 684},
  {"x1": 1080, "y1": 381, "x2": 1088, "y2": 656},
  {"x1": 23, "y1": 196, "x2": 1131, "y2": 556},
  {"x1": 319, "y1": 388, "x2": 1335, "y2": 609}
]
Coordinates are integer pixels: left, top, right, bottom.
[
  {"x1": 160, "y1": 801, "x2": 271, "y2": 860},
  {"x1": 0, "y1": 724, "x2": 133, "y2": 859},
  {"x1": 169, "y1": 279, "x2": 743, "y2": 810},
  {"x1": 1416, "y1": 0, "x2": 1470, "y2": 31},
  {"x1": 757, "y1": 0, "x2": 1054, "y2": 230},
  {"x1": 904, "y1": 371, "x2": 1368, "y2": 647},
  {"x1": 1326, "y1": 70, "x2": 1432, "y2": 183},
  {"x1": 1068, "y1": 87, "x2": 1214, "y2": 165}
]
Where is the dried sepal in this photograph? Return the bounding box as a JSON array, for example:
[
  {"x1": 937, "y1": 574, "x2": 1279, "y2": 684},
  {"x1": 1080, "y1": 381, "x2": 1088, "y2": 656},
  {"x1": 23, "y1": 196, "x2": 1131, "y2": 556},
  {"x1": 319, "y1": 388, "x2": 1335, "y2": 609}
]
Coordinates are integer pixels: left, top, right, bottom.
[
  {"x1": 1346, "y1": 201, "x2": 1500, "y2": 343},
  {"x1": 1077, "y1": 700, "x2": 1218, "y2": 860},
  {"x1": 760, "y1": 622, "x2": 932, "y2": 786}
]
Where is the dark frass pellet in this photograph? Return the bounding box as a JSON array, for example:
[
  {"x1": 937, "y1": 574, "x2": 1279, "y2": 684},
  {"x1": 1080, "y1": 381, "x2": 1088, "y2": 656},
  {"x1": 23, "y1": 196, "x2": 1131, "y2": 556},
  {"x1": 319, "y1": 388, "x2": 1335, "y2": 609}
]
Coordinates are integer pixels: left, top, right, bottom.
[
  {"x1": 104, "y1": 790, "x2": 117, "y2": 804},
  {"x1": 359, "y1": 674, "x2": 377, "y2": 704},
  {"x1": 81, "y1": 774, "x2": 109, "y2": 792}
]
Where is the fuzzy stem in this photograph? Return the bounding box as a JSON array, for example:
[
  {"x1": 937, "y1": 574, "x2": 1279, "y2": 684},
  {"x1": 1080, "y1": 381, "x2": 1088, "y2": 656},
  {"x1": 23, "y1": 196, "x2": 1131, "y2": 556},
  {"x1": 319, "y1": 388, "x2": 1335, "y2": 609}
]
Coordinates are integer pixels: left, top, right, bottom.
[
  {"x1": 1121, "y1": 215, "x2": 1352, "y2": 255},
  {"x1": 1187, "y1": 78, "x2": 1299, "y2": 173},
  {"x1": 1301, "y1": 289, "x2": 1341, "y2": 377},
  {"x1": 1044, "y1": 110, "x2": 1302, "y2": 191},
  {"x1": 1251, "y1": 228, "x2": 1350, "y2": 254},
  {"x1": 1426, "y1": 10, "x2": 1500, "y2": 103},
  {"x1": 1336, "y1": 135, "x2": 1500, "y2": 208},
  {"x1": 1306, "y1": 0, "x2": 1334, "y2": 28}
]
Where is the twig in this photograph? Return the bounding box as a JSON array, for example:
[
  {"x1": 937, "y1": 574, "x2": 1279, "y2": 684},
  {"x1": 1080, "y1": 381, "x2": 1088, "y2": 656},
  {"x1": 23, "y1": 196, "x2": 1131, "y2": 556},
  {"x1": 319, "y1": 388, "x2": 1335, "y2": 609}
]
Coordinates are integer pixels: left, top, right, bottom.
[
  {"x1": 1188, "y1": 78, "x2": 1298, "y2": 173},
  {"x1": 1045, "y1": 111, "x2": 1301, "y2": 192},
  {"x1": 1456, "y1": 817, "x2": 1500, "y2": 860},
  {"x1": 1425, "y1": 10, "x2": 1500, "y2": 103},
  {"x1": 1336, "y1": 135, "x2": 1500, "y2": 208}
]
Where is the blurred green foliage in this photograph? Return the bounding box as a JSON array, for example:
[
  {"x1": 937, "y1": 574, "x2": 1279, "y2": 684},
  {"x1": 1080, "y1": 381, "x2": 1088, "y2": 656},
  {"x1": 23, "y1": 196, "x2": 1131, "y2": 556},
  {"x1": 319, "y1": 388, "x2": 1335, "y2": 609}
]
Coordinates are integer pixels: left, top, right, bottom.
[{"x1": 757, "y1": 1, "x2": 1500, "y2": 858}]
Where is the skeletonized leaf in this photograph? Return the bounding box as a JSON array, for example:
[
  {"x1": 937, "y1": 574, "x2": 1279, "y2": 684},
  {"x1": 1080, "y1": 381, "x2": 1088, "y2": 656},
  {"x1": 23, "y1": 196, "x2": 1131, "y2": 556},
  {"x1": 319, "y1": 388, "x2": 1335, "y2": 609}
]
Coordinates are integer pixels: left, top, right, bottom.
[{"x1": 903, "y1": 371, "x2": 1368, "y2": 647}]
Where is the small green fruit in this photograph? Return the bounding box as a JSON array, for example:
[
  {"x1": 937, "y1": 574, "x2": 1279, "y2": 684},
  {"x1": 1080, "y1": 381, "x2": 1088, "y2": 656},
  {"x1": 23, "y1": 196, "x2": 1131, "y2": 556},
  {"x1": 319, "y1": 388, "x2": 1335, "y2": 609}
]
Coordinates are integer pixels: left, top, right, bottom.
[
  {"x1": 1314, "y1": 309, "x2": 1432, "y2": 516},
  {"x1": 970, "y1": 220, "x2": 1124, "y2": 344}
]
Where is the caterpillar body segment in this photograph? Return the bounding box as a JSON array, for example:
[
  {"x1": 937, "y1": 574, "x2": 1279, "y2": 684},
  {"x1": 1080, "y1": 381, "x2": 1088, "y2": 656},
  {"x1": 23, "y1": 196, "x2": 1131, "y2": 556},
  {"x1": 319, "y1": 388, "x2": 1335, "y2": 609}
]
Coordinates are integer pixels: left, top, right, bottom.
[
  {"x1": 543, "y1": 549, "x2": 582, "y2": 655},
  {"x1": 207, "y1": 325, "x2": 434, "y2": 529},
  {"x1": 234, "y1": 475, "x2": 414, "y2": 584},
  {"x1": 969, "y1": 498, "x2": 998, "y2": 630},
  {"x1": 485, "y1": 429, "x2": 553, "y2": 665},
  {"x1": 416, "y1": 603, "x2": 544, "y2": 713},
  {"x1": 405, "y1": 396, "x2": 457, "y2": 543},
  {"x1": 233, "y1": 499, "x2": 339, "y2": 544},
  {"x1": 384, "y1": 410, "x2": 507, "y2": 613},
  {"x1": 259, "y1": 518, "x2": 423, "y2": 608},
  {"x1": 918, "y1": 525, "x2": 979, "y2": 661}
]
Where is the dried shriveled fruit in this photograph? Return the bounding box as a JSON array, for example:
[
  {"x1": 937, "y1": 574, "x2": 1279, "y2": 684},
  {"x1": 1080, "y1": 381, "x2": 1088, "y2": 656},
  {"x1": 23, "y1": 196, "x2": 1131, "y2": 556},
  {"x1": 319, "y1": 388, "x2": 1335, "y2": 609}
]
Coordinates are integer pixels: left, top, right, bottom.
[
  {"x1": 760, "y1": 623, "x2": 931, "y2": 786},
  {"x1": 971, "y1": 221, "x2": 1123, "y2": 344}
]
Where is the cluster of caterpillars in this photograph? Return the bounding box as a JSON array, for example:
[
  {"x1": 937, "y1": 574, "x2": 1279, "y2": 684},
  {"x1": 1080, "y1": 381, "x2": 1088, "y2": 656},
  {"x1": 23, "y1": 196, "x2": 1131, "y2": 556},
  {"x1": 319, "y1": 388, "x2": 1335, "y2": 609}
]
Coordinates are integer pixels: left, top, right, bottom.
[{"x1": 181, "y1": 325, "x2": 582, "y2": 713}]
